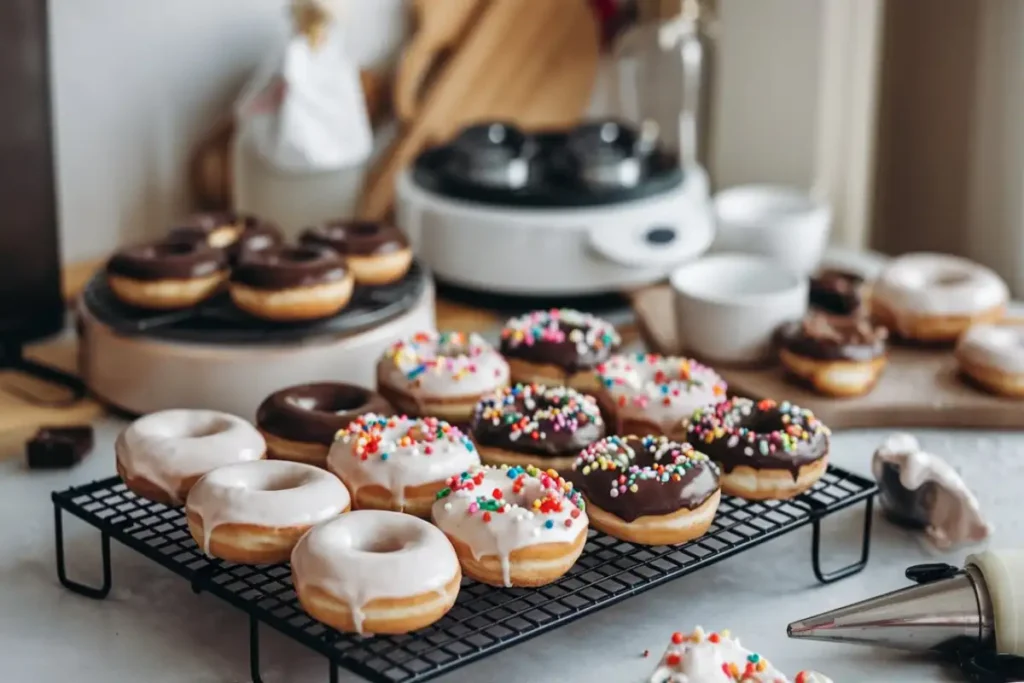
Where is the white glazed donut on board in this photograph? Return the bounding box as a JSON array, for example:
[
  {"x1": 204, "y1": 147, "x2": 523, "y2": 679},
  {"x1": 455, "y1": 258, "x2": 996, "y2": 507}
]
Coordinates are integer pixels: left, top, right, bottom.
[
  {"x1": 648, "y1": 626, "x2": 833, "y2": 683},
  {"x1": 327, "y1": 413, "x2": 480, "y2": 518},
  {"x1": 185, "y1": 460, "x2": 351, "y2": 565},
  {"x1": 956, "y1": 322, "x2": 1024, "y2": 398},
  {"x1": 291, "y1": 510, "x2": 461, "y2": 635},
  {"x1": 432, "y1": 464, "x2": 588, "y2": 588},
  {"x1": 116, "y1": 409, "x2": 266, "y2": 506},
  {"x1": 596, "y1": 354, "x2": 727, "y2": 439},
  {"x1": 871, "y1": 252, "x2": 1009, "y2": 342},
  {"x1": 376, "y1": 331, "x2": 511, "y2": 423}
]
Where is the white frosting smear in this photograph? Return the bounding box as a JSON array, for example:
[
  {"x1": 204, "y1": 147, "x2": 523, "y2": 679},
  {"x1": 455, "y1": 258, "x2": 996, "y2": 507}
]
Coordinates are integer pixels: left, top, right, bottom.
[
  {"x1": 290, "y1": 510, "x2": 459, "y2": 634},
  {"x1": 874, "y1": 252, "x2": 1008, "y2": 318},
  {"x1": 116, "y1": 409, "x2": 266, "y2": 505},
  {"x1": 186, "y1": 460, "x2": 350, "y2": 556},
  {"x1": 377, "y1": 331, "x2": 510, "y2": 399},
  {"x1": 956, "y1": 322, "x2": 1024, "y2": 374},
  {"x1": 327, "y1": 414, "x2": 480, "y2": 510}
]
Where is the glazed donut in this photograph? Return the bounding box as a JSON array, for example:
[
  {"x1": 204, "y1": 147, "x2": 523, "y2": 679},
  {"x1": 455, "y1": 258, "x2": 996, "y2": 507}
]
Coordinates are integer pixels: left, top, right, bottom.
[
  {"x1": 956, "y1": 322, "x2": 1024, "y2": 398},
  {"x1": 499, "y1": 309, "x2": 620, "y2": 392},
  {"x1": 648, "y1": 626, "x2": 831, "y2": 683},
  {"x1": 185, "y1": 460, "x2": 350, "y2": 564},
  {"x1": 300, "y1": 220, "x2": 413, "y2": 286},
  {"x1": 777, "y1": 312, "x2": 889, "y2": 398},
  {"x1": 229, "y1": 245, "x2": 354, "y2": 322},
  {"x1": 809, "y1": 268, "x2": 868, "y2": 316},
  {"x1": 256, "y1": 382, "x2": 392, "y2": 466},
  {"x1": 168, "y1": 211, "x2": 282, "y2": 262},
  {"x1": 291, "y1": 510, "x2": 461, "y2": 635},
  {"x1": 327, "y1": 414, "x2": 480, "y2": 518},
  {"x1": 871, "y1": 252, "x2": 1009, "y2": 342},
  {"x1": 106, "y1": 240, "x2": 228, "y2": 310},
  {"x1": 686, "y1": 398, "x2": 830, "y2": 501},
  {"x1": 376, "y1": 331, "x2": 511, "y2": 424},
  {"x1": 471, "y1": 383, "x2": 605, "y2": 471},
  {"x1": 596, "y1": 354, "x2": 727, "y2": 439},
  {"x1": 572, "y1": 435, "x2": 720, "y2": 545},
  {"x1": 432, "y1": 464, "x2": 588, "y2": 587},
  {"x1": 115, "y1": 409, "x2": 266, "y2": 506}
]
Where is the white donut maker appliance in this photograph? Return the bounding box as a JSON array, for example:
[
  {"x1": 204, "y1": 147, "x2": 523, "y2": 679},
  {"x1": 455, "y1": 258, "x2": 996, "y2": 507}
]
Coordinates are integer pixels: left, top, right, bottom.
[
  {"x1": 395, "y1": 120, "x2": 715, "y2": 296},
  {"x1": 77, "y1": 262, "x2": 434, "y2": 418}
]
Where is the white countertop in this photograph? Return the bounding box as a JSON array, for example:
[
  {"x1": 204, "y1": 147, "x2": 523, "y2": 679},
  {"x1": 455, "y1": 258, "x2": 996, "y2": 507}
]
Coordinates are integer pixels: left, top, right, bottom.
[{"x1": 2, "y1": 419, "x2": 1022, "y2": 683}]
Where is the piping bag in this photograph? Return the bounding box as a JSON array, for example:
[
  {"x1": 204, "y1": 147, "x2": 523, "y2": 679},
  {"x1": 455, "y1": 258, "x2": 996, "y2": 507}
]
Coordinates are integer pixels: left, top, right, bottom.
[{"x1": 788, "y1": 550, "x2": 1024, "y2": 682}]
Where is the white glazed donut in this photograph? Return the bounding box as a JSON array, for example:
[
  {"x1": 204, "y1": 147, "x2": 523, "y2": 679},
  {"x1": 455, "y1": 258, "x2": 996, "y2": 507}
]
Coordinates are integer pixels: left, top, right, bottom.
[
  {"x1": 291, "y1": 510, "x2": 461, "y2": 635},
  {"x1": 649, "y1": 626, "x2": 832, "y2": 683},
  {"x1": 872, "y1": 253, "x2": 1008, "y2": 341},
  {"x1": 116, "y1": 409, "x2": 266, "y2": 506},
  {"x1": 956, "y1": 322, "x2": 1024, "y2": 397},
  {"x1": 327, "y1": 413, "x2": 481, "y2": 518},
  {"x1": 185, "y1": 460, "x2": 351, "y2": 564},
  {"x1": 432, "y1": 464, "x2": 588, "y2": 588},
  {"x1": 596, "y1": 354, "x2": 727, "y2": 438},
  {"x1": 376, "y1": 331, "x2": 510, "y2": 423}
]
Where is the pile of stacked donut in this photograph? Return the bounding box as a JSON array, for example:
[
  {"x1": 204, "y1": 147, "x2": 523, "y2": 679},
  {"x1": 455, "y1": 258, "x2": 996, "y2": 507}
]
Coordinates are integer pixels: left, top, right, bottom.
[
  {"x1": 113, "y1": 306, "x2": 836, "y2": 639},
  {"x1": 779, "y1": 252, "x2": 1023, "y2": 398},
  {"x1": 104, "y1": 211, "x2": 413, "y2": 321}
]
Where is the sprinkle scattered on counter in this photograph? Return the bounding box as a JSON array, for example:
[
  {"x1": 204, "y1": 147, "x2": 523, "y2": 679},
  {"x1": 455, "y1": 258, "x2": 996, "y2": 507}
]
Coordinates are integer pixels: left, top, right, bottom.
[{"x1": 338, "y1": 414, "x2": 475, "y2": 461}]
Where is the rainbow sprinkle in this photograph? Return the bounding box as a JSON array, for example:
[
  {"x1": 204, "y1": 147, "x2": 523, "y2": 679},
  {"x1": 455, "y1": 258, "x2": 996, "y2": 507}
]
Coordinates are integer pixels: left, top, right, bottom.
[
  {"x1": 596, "y1": 354, "x2": 727, "y2": 409},
  {"x1": 338, "y1": 414, "x2": 475, "y2": 460},
  {"x1": 384, "y1": 331, "x2": 504, "y2": 385},
  {"x1": 500, "y1": 308, "x2": 619, "y2": 355},
  {"x1": 686, "y1": 398, "x2": 829, "y2": 456},
  {"x1": 435, "y1": 464, "x2": 586, "y2": 521},
  {"x1": 473, "y1": 383, "x2": 603, "y2": 443},
  {"x1": 573, "y1": 435, "x2": 716, "y2": 499}
]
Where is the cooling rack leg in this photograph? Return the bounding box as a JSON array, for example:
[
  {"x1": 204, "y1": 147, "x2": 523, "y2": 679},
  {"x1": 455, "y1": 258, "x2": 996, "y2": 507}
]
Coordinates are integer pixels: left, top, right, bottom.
[
  {"x1": 810, "y1": 496, "x2": 874, "y2": 584},
  {"x1": 329, "y1": 661, "x2": 339, "y2": 683},
  {"x1": 54, "y1": 504, "x2": 112, "y2": 599},
  {"x1": 249, "y1": 615, "x2": 264, "y2": 683}
]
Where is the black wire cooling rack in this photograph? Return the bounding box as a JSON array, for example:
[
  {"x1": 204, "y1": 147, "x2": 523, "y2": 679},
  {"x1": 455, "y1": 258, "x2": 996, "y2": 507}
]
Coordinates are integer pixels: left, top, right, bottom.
[{"x1": 53, "y1": 466, "x2": 877, "y2": 683}]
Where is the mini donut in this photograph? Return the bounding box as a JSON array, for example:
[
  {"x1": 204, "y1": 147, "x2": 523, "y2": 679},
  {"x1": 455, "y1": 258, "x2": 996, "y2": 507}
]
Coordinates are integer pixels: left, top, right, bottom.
[
  {"x1": 649, "y1": 626, "x2": 828, "y2": 683},
  {"x1": 597, "y1": 354, "x2": 727, "y2": 439},
  {"x1": 871, "y1": 252, "x2": 1009, "y2": 342},
  {"x1": 300, "y1": 220, "x2": 413, "y2": 286},
  {"x1": 376, "y1": 331, "x2": 511, "y2": 424},
  {"x1": 106, "y1": 240, "x2": 228, "y2": 310},
  {"x1": 185, "y1": 460, "x2": 351, "y2": 564},
  {"x1": 686, "y1": 398, "x2": 830, "y2": 501},
  {"x1": 168, "y1": 211, "x2": 282, "y2": 262},
  {"x1": 115, "y1": 409, "x2": 266, "y2": 506},
  {"x1": 956, "y1": 322, "x2": 1024, "y2": 398},
  {"x1": 809, "y1": 268, "x2": 868, "y2": 315},
  {"x1": 777, "y1": 312, "x2": 889, "y2": 398},
  {"x1": 229, "y1": 244, "x2": 354, "y2": 322},
  {"x1": 256, "y1": 382, "x2": 393, "y2": 466},
  {"x1": 499, "y1": 308, "x2": 621, "y2": 392},
  {"x1": 432, "y1": 464, "x2": 588, "y2": 587},
  {"x1": 571, "y1": 435, "x2": 720, "y2": 545},
  {"x1": 291, "y1": 510, "x2": 461, "y2": 635},
  {"x1": 327, "y1": 414, "x2": 480, "y2": 518},
  {"x1": 471, "y1": 383, "x2": 605, "y2": 471}
]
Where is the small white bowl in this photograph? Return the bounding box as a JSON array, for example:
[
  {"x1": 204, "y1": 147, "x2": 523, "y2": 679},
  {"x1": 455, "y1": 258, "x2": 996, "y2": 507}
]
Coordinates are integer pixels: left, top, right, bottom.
[
  {"x1": 712, "y1": 185, "x2": 832, "y2": 276},
  {"x1": 670, "y1": 253, "x2": 808, "y2": 365}
]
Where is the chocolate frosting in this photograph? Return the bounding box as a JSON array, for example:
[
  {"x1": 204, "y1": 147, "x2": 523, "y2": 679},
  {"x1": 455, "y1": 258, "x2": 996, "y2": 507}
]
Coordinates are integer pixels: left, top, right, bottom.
[
  {"x1": 106, "y1": 240, "x2": 228, "y2": 281},
  {"x1": 256, "y1": 383, "x2": 393, "y2": 445},
  {"x1": 471, "y1": 384, "x2": 605, "y2": 456},
  {"x1": 168, "y1": 212, "x2": 282, "y2": 261},
  {"x1": 231, "y1": 245, "x2": 348, "y2": 290},
  {"x1": 500, "y1": 309, "x2": 621, "y2": 372},
  {"x1": 687, "y1": 398, "x2": 830, "y2": 481},
  {"x1": 777, "y1": 312, "x2": 887, "y2": 362},
  {"x1": 571, "y1": 435, "x2": 720, "y2": 522},
  {"x1": 300, "y1": 220, "x2": 408, "y2": 257},
  {"x1": 809, "y1": 269, "x2": 865, "y2": 315}
]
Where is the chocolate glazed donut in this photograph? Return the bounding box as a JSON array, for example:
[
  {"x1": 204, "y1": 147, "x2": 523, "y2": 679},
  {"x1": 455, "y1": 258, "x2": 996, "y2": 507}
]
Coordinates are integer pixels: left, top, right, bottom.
[
  {"x1": 300, "y1": 220, "x2": 413, "y2": 286},
  {"x1": 257, "y1": 383, "x2": 393, "y2": 466},
  {"x1": 106, "y1": 240, "x2": 229, "y2": 309},
  {"x1": 809, "y1": 268, "x2": 867, "y2": 315},
  {"x1": 229, "y1": 245, "x2": 355, "y2": 322},
  {"x1": 777, "y1": 313, "x2": 889, "y2": 397},
  {"x1": 168, "y1": 211, "x2": 282, "y2": 262}
]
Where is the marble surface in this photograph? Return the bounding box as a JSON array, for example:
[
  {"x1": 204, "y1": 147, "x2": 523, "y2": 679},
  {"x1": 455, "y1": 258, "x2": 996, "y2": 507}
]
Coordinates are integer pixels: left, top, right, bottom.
[{"x1": 2, "y1": 419, "x2": 1022, "y2": 683}]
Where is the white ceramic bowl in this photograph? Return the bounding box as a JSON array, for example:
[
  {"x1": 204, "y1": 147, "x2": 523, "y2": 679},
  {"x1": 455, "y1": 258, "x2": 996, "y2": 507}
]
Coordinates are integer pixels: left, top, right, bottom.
[
  {"x1": 712, "y1": 185, "x2": 832, "y2": 276},
  {"x1": 670, "y1": 253, "x2": 808, "y2": 365}
]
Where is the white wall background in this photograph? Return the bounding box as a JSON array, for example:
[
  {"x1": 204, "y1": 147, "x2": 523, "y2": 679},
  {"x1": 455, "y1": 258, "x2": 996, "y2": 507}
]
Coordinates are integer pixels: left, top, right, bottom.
[{"x1": 50, "y1": 0, "x2": 822, "y2": 263}]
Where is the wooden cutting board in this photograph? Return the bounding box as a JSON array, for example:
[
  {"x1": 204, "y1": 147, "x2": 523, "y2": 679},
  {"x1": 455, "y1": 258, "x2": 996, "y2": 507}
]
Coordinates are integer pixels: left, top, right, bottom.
[
  {"x1": 631, "y1": 285, "x2": 1024, "y2": 430},
  {"x1": 359, "y1": 0, "x2": 601, "y2": 220}
]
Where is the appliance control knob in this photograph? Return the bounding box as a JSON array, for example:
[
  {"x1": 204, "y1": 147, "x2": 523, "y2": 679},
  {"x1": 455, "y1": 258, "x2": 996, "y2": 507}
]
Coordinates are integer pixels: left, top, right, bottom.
[{"x1": 645, "y1": 227, "x2": 676, "y2": 245}]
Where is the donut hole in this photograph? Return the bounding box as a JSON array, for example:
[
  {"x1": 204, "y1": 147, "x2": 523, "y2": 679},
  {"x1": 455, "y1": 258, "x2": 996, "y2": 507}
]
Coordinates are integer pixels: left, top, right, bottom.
[
  {"x1": 152, "y1": 241, "x2": 199, "y2": 257},
  {"x1": 184, "y1": 418, "x2": 234, "y2": 438},
  {"x1": 258, "y1": 472, "x2": 309, "y2": 492},
  {"x1": 931, "y1": 272, "x2": 971, "y2": 287},
  {"x1": 347, "y1": 221, "x2": 381, "y2": 237},
  {"x1": 739, "y1": 409, "x2": 787, "y2": 435},
  {"x1": 289, "y1": 387, "x2": 370, "y2": 415},
  {"x1": 283, "y1": 247, "x2": 326, "y2": 263},
  {"x1": 358, "y1": 536, "x2": 409, "y2": 554}
]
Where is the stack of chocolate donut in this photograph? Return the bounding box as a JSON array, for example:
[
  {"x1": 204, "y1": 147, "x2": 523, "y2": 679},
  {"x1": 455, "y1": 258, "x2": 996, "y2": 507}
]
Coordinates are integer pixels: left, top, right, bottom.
[
  {"x1": 112, "y1": 307, "x2": 838, "y2": 639},
  {"x1": 104, "y1": 211, "x2": 413, "y2": 322},
  {"x1": 778, "y1": 252, "x2": 1024, "y2": 398}
]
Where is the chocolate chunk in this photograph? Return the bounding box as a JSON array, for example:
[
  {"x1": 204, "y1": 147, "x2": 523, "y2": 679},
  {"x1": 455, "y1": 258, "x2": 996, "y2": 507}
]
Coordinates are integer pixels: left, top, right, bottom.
[{"x1": 27, "y1": 425, "x2": 94, "y2": 469}]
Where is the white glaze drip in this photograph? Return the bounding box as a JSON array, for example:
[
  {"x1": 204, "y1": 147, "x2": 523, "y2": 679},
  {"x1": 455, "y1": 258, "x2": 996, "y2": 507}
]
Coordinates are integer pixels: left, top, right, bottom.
[{"x1": 377, "y1": 331, "x2": 510, "y2": 399}]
